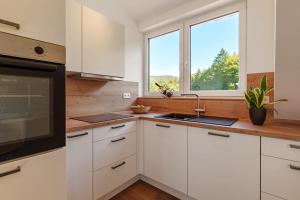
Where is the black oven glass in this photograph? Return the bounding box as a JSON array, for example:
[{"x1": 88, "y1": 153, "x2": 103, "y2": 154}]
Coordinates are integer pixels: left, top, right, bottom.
[{"x1": 0, "y1": 56, "x2": 65, "y2": 162}]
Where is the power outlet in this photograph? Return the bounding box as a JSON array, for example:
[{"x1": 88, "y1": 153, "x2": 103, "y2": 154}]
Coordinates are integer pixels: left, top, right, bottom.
[{"x1": 122, "y1": 92, "x2": 131, "y2": 99}]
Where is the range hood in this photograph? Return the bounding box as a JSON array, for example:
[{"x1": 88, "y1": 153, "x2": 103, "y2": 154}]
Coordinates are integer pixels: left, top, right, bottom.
[{"x1": 68, "y1": 72, "x2": 123, "y2": 81}]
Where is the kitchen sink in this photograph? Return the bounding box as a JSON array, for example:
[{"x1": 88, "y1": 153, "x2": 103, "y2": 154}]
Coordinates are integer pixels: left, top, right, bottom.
[{"x1": 155, "y1": 113, "x2": 238, "y2": 126}]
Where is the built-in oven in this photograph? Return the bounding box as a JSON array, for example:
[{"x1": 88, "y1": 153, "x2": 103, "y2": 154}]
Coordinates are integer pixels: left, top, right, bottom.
[{"x1": 0, "y1": 32, "x2": 65, "y2": 163}]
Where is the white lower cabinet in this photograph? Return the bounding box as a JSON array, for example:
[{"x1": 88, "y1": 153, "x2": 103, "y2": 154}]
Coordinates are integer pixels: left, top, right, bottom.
[
  {"x1": 262, "y1": 155, "x2": 300, "y2": 200},
  {"x1": 93, "y1": 155, "x2": 137, "y2": 200},
  {"x1": 67, "y1": 130, "x2": 93, "y2": 200},
  {"x1": 143, "y1": 121, "x2": 188, "y2": 194},
  {"x1": 0, "y1": 149, "x2": 66, "y2": 200},
  {"x1": 188, "y1": 127, "x2": 260, "y2": 200}
]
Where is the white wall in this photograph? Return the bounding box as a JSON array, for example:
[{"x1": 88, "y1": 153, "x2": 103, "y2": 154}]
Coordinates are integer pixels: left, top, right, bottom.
[
  {"x1": 275, "y1": 0, "x2": 300, "y2": 120},
  {"x1": 138, "y1": 0, "x2": 276, "y2": 74},
  {"x1": 84, "y1": 0, "x2": 144, "y2": 95},
  {"x1": 247, "y1": 0, "x2": 275, "y2": 74}
]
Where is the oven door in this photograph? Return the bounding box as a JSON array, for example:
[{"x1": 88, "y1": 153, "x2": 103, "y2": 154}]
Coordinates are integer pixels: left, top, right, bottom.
[{"x1": 0, "y1": 56, "x2": 65, "y2": 162}]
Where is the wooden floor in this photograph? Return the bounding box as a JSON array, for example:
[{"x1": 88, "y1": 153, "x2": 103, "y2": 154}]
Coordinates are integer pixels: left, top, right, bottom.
[{"x1": 110, "y1": 180, "x2": 179, "y2": 200}]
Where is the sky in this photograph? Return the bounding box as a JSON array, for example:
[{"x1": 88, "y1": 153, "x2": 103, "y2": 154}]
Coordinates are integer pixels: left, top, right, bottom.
[{"x1": 149, "y1": 12, "x2": 239, "y2": 77}]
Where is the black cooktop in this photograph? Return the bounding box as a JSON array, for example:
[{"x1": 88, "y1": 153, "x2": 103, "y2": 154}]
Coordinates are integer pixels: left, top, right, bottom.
[{"x1": 71, "y1": 113, "x2": 133, "y2": 123}]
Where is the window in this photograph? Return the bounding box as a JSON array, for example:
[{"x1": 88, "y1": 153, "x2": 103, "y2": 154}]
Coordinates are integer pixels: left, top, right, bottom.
[
  {"x1": 147, "y1": 28, "x2": 181, "y2": 94},
  {"x1": 145, "y1": 2, "x2": 246, "y2": 97},
  {"x1": 190, "y1": 13, "x2": 240, "y2": 91}
]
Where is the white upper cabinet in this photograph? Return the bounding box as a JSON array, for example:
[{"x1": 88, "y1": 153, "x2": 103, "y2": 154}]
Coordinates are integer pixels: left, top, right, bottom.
[
  {"x1": 0, "y1": 0, "x2": 65, "y2": 45},
  {"x1": 65, "y1": 1, "x2": 125, "y2": 77},
  {"x1": 188, "y1": 127, "x2": 260, "y2": 200},
  {"x1": 82, "y1": 6, "x2": 125, "y2": 77},
  {"x1": 66, "y1": 0, "x2": 82, "y2": 72},
  {"x1": 143, "y1": 121, "x2": 188, "y2": 194}
]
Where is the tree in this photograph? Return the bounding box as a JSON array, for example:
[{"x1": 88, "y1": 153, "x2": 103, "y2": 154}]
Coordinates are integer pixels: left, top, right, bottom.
[{"x1": 191, "y1": 48, "x2": 239, "y2": 91}]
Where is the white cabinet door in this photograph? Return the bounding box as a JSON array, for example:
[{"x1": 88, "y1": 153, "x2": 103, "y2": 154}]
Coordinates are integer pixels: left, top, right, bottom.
[
  {"x1": 82, "y1": 6, "x2": 125, "y2": 77},
  {"x1": 66, "y1": 0, "x2": 82, "y2": 72},
  {"x1": 262, "y1": 155, "x2": 300, "y2": 200},
  {"x1": 188, "y1": 128, "x2": 260, "y2": 200},
  {"x1": 0, "y1": 149, "x2": 66, "y2": 200},
  {"x1": 67, "y1": 130, "x2": 93, "y2": 200},
  {"x1": 0, "y1": 0, "x2": 65, "y2": 45},
  {"x1": 144, "y1": 121, "x2": 188, "y2": 194}
]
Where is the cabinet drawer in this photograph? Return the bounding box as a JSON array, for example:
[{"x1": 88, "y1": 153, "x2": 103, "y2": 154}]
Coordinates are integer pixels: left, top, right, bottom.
[
  {"x1": 93, "y1": 121, "x2": 136, "y2": 142},
  {"x1": 93, "y1": 155, "x2": 137, "y2": 200},
  {"x1": 261, "y1": 193, "x2": 284, "y2": 200},
  {"x1": 93, "y1": 132, "x2": 136, "y2": 171},
  {"x1": 262, "y1": 137, "x2": 300, "y2": 162},
  {"x1": 262, "y1": 155, "x2": 300, "y2": 200}
]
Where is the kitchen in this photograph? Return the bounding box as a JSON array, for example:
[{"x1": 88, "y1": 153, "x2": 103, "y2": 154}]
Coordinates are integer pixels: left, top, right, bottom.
[{"x1": 0, "y1": 0, "x2": 299, "y2": 200}]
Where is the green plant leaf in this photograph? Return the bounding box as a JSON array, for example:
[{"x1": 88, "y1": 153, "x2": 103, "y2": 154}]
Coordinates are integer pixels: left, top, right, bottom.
[{"x1": 260, "y1": 75, "x2": 267, "y2": 92}]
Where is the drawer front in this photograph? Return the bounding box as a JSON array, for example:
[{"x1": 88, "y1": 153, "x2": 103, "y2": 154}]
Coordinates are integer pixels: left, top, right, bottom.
[
  {"x1": 262, "y1": 137, "x2": 300, "y2": 162},
  {"x1": 261, "y1": 193, "x2": 285, "y2": 200},
  {"x1": 93, "y1": 121, "x2": 136, "y2": 142},
  {"x1": 93, "y1": 132, "x2": 136, "y2": 171},
  {"x1": 93, "y1": 155, "x2": 137, "y2": 200},
  {"x1": 262, "y1": 155, "x2": 300, "y2": 200}
]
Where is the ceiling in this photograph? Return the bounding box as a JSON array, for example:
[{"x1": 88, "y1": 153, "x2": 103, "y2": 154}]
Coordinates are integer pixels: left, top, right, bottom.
[{"x1": 119, "y1": 0, "x2": 194, "y2": 22}]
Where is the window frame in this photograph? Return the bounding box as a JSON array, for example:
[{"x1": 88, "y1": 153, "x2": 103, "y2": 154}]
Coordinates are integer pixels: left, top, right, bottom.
[
  {"x1": 144, "y1": 23, "x2": 184, "y2": 96},
  {"x1": 144, "y1": 2, "x2": 246, "y2": 98}
]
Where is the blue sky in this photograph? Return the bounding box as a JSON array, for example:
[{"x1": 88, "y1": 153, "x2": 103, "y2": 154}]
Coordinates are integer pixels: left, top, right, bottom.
[{"x1": 149, "y1": 12, "x2": 239, "y2": 76}]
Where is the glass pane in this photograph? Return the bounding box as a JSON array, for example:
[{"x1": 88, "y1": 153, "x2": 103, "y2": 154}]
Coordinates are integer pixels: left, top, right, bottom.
[
  {"x1": 190, "y1": 12, "x2": 240, "y2": 91},
  {"x1": 0, "y1": 74, "x2": 52, "y2": 146},
  {"x1": 149, "y1": 30, "x2": 180, "y2": 93}
]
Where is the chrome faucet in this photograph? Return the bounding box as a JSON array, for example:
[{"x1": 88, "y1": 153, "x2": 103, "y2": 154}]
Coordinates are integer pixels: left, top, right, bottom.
[{"x1": 181, "y1": 93, "x2": 205, "y2": 117}]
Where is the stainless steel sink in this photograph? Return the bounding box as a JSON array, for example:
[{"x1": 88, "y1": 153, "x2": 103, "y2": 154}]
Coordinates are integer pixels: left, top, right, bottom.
[{"x1": 154, "y1": 113, "x2": 238, "y2": 126}]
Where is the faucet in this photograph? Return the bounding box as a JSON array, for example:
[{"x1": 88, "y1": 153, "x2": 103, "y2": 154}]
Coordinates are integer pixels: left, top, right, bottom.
[{"x1": 181, "y1": 93, "x2": 205, "y2": 117}]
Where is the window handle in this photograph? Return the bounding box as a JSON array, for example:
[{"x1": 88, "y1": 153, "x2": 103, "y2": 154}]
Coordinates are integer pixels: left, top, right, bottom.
[
  {"x1": 111, "y1": 124, "x2": 126, "y2": 129},
  {"x1": 67, "y1": 132, "x2": 88, "y2": 139},
  {"x1": 0, "y1": 166, "x2": 21, "y2": 178},
  {"x1": 208, "y1": 132, "x2": 230, "y2": 138},
  {"x1": 0, "y1": 18, "x2": 20, "y2": 30}
]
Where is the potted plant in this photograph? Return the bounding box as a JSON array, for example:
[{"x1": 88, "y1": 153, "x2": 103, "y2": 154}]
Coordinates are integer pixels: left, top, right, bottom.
[{"x1": 245, "y1": 75, "x2": 287, "y2": 125}]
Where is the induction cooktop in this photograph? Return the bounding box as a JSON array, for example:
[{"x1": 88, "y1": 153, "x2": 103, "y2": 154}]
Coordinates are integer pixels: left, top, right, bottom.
[{"x1": 71, "y1": 113, "x2": 133, "y2": 123}]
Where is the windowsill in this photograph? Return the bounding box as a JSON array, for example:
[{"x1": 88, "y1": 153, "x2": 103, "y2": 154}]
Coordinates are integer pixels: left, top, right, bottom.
[{"x1": 139, "y1": 95, "x2": 245, "y2": 100}]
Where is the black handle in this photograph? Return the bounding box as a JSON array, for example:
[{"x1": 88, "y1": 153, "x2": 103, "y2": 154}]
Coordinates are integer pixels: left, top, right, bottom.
[
  {"x1": 111, "y1": 137, "x2": 126, "y2": 143},
  {"x1": 0, "y1": 166, "x2": 21, "y2": 178},
  {"x1": 67, "y1": 132, "x2": 88, "y2": 139},
  {"x1": 290, "y1": 144, "x2": 300, "y2": 150},
  {"x1": 111, "y1": 161, "x2": 126, "y2": 170},
  {"x1": 208, "y1": 132, "x2": 230, "y2": 138},
  {"x1": 0, "y1": 18, "x2": 20, "y2": 30},
  {"x1": 111, "y1": 124, "x2": 126, "y2": 129},
  {"x1": 290, "y1": 164, "x2": 300, "y2": 171},
  {"x1": 156, "y1": 124, "x2": 171, "y2": 128}
]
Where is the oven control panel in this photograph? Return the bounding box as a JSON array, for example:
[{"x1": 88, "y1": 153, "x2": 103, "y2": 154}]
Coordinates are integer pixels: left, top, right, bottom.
[{"x1": 0, "y1": 31, "x2": 65, "y2": 64}]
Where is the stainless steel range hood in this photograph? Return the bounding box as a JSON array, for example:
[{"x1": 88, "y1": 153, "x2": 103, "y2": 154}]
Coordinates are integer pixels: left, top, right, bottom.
[{"x1": 68, "y1": 72, "x2": 123, "y2": 81}]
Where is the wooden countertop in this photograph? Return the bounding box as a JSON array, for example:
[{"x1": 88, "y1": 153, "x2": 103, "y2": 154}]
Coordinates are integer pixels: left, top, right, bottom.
[{"x1": 67, "y1": 112, "x2": 300, "y2": 141}]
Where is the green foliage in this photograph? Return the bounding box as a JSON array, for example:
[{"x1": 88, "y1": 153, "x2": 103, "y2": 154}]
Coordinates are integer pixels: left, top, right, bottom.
[
  {"x1": 245, "y1": 75, "x2": 287, "y2": 109},
  {"x1": 150, "y1": 75, "x2": 179, "y2": 92},
  {"x1": 191, "y1": 48, "x2": 239, "y2": 91}
]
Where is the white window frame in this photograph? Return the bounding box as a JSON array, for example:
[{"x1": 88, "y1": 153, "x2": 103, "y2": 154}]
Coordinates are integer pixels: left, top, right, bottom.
[
  {"x1": 144, "y1": 1, "x2": 247, "y2": 98},
  {"x1": 144, "y1": 24, "x2": 184, "y2": 96}
]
